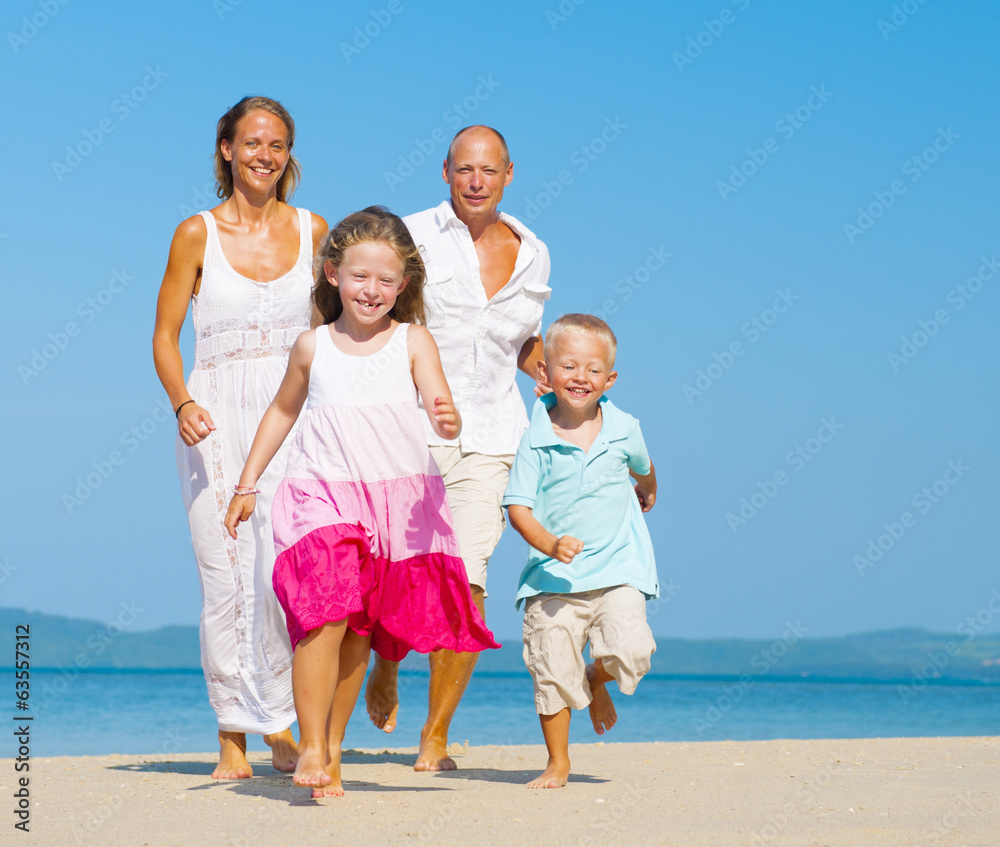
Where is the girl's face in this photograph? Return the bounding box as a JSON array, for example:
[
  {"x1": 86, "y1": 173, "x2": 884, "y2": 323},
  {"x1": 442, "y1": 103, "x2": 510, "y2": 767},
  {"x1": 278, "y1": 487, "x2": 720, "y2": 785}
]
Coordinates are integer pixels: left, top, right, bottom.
[
  {"x1": 325, "y1": 242, "x2": 408, "y2": 329},
  {"x1": 220, "y1": 110, "x2": 290, "y2": 196}
]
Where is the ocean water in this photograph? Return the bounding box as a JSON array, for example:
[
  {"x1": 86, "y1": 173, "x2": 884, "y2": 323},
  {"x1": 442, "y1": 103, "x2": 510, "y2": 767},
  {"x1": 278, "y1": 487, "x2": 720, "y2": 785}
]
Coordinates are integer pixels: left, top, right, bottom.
[{"x1": 4, "y1": 668, "x2": 997, "y2": 758}]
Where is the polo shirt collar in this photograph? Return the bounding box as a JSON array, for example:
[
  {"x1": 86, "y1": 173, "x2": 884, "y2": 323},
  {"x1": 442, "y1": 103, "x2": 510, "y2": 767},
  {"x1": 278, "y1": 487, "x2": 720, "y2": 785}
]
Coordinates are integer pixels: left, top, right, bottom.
[{"x1": 529, "y1": 393, "x2": 629, "y2": 448}]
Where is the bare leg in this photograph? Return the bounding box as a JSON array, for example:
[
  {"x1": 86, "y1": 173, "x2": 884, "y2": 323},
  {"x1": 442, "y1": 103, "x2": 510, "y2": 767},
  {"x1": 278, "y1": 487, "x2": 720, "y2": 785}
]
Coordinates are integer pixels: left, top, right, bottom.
[
  {"x1": 414, "y1": 586, "x2": 484, "y2": 772},
  {"x1": 212, "y1": 730, "x2": 253, "y2": 779},
  {"x1": 586, "y1": 659, "x2": 617, "y2": 735},
  {"x1": 313, "y1": 630, "x2": 372, "y2": 798},
  {"x1": 528, "y1": 708, "x2": 571, "y2": 788},
  {"x1": 365, "y1": 655, "x2": 399, "y2": 733},
  {"x1": 291, "y1": 621, "x2": 347, "y2": 789},
  {"x1": 263, "y1": 727, "x2": 298, "y2": 772}
]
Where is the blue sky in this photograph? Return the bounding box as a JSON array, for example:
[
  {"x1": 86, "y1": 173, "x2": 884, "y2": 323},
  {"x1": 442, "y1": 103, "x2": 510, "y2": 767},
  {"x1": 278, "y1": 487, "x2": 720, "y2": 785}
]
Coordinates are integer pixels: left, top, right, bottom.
[{"x1": 2, "y1": 0, "x2": 998, "y2": 642}]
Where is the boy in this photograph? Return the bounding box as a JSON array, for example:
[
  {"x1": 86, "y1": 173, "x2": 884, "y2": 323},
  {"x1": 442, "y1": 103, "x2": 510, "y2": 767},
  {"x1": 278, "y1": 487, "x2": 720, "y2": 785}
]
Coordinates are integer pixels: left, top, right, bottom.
[{"x1": 502, "y1": 313, "x2": 658, "y2": 789}]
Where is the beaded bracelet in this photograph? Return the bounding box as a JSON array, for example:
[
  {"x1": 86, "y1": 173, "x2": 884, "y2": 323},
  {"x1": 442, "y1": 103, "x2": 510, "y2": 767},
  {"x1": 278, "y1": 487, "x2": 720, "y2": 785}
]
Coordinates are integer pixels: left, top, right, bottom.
[
  {"x1": 174, "y1": 399, "x2": 195, "y2": 419},
  {"x1": 233, "y1": 484, "x2": 261, "y2": 496}
]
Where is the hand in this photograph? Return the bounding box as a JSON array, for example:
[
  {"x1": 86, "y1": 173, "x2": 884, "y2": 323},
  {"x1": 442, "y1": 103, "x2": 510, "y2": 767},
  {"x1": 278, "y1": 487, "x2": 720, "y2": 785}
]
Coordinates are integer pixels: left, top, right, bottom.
[
  {"x1": 177, "y1": 402, "x2": 217, "y2": 446},
  {"x1": 432, "y1": 396, "x2": 461, "y2": 439},
  {"x1": 635, "y1": 483, "x2": 656, "y2": 512},
  {"x1": 224, "y1": 493, "x2": 255, "y2": 539},
  {"x1": 553, "y1": 535, "x2": 584, "y2": 563}
]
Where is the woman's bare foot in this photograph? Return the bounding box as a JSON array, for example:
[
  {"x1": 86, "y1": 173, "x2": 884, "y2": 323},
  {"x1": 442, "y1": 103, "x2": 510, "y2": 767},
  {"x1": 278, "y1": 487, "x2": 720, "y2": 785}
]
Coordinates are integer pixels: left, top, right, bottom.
[
  {"x1": 311, "y1": 746, "x2": 345, "y2": 798},
  {"x1": 212, "y1": 731, "x2": 253, "y2": 779},
  {"x1": 264, "y1": 729, "x2": 298, "y2": 773},
  {"x1": 414, "y1": 728, "x2": 456, "y2": 772},
  {"x1": 293, "y1": 745, "x2": 333, "y2": 789},
  {"x1": 586, "y1": 663, "x2": 617, "y2": 735},
  {"x1": 527, "y1": 758, "x2": 570, "y2": 789},
  {"x1": 364, "y1": 661, "x2": 399, "y2": 733}
]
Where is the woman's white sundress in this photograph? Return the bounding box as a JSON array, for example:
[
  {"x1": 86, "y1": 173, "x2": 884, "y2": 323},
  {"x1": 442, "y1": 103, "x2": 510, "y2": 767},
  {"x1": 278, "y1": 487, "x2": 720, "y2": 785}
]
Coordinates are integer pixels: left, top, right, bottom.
[{"x1": 176, "y1": 207, "x2": 313, "y2": 733}]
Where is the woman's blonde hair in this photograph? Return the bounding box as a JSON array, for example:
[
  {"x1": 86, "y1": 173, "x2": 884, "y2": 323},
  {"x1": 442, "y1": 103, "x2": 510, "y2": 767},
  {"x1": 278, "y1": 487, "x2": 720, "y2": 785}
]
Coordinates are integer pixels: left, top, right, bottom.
[
  {"x1": 214, "y1": 96, "x2": 301, "y2": 201},
  {"x1": 312, "y1": 206, "x2": 427, "y2": 326}
]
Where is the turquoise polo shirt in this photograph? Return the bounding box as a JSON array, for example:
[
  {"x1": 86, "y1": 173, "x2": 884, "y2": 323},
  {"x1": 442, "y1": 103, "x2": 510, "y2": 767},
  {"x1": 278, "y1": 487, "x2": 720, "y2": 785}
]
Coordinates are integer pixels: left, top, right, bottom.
[{"x1": 503, "y1": 394, "x2": 658, "y2": 609}]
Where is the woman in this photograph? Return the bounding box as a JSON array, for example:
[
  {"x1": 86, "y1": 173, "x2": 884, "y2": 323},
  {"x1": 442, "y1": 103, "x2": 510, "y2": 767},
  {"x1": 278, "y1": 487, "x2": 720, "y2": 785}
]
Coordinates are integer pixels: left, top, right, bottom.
[{"x1": 153, "y1": 96, "x2": 327, "y2": 779}]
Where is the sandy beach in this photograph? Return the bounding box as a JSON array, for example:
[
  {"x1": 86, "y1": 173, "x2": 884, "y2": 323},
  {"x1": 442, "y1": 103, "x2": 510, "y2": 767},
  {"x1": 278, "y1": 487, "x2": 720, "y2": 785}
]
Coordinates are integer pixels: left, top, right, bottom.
[{"x1": 6, "y1": 737, "x2": 997, "y2": 846}]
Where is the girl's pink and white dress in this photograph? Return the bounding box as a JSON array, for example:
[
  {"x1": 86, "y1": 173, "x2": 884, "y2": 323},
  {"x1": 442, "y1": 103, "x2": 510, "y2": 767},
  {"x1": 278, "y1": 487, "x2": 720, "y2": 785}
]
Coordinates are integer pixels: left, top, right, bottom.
[{"x1": 271, "y1": 323, "x2": 499, "y2": 659}]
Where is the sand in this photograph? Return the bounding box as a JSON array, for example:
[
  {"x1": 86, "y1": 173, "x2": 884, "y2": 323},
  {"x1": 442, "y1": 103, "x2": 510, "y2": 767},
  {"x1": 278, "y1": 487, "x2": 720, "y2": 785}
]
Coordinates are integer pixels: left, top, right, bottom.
[{"x1": 5, "y1": 737, "x2": 997, "y2": 846}]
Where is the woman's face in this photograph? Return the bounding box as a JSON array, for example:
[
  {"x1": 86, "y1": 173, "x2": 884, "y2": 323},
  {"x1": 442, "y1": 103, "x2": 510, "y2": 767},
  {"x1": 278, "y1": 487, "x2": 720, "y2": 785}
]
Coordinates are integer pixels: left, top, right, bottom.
[{"x1": 220, "y1": 110, "x2": 290, "y2": 196}]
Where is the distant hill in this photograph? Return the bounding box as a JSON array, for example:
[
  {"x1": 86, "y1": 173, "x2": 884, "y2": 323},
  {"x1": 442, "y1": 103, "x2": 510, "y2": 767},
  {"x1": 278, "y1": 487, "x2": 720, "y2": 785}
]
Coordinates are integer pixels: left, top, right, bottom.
[{"x1": 2, "y1": 607, "x2": 997, "y2": 682}]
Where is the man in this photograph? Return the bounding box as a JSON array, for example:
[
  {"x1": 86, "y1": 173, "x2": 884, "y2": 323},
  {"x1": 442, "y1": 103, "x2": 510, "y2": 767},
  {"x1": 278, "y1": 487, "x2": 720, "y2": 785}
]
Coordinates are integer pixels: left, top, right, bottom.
[{"x1": 365, "y1": 125, "x2": 551, "y2": 771}]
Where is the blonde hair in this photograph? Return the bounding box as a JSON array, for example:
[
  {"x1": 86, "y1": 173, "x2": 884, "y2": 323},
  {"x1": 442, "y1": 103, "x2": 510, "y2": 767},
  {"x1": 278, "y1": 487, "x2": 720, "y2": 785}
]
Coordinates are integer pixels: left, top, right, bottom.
[
  {"x1": 544, "y1": 313, "x2": 618, "y2": 367},
  {"x1": 312, "y1": 206, "x2": 426, "y2": 326},
  {"x1": 214, "y1": 96, "x2": 301, "y2": 202}
]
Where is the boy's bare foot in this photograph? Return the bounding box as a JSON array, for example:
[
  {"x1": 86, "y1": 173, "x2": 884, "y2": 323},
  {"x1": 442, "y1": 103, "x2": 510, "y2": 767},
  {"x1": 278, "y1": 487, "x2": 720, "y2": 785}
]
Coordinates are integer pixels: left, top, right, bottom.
[
  {"x1": 527, "y1": 758, "x2": 570, "y2": 789},
  {"x1": 414, "y1": 729, "x2": 456, "y2": 771},
  {"x1": 365, "y1": 661, "x2": 399, "y2": 733},
  {"x1": 293, "y1": 745, "x2": 333, "y2": 789},
  {"x1": 311, "y1": 746, "x2": 345, "y2": 798},
  {"x1": 586, "y1": 663, "x2": 617, "y2": 735},
  {"x1": 212, "y1": 731, "x2": 252, "y2": 779},
  {"x1": 263, "y1": 729, "x2": 298, "y2": 772}
]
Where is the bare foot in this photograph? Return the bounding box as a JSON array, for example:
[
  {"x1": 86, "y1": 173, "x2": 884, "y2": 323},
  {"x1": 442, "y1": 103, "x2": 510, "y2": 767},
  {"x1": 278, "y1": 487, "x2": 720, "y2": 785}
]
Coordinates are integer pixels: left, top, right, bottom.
[
  {"x1": 311, "y1": 746, "x2": 345, "y2": 798},
  {"x1": 365, "y1": 661, "x2": 399, "y2": 733},
  {"x1": 212, "y1": 731, "x2": 252, "y2": 779},
  {"x1": 414, "y1": 729, "x2": 456, "y2": 772},
  {"x1": 293, "y1": 745, "x2": 333, "y2": 789},
  {"x1": 264, "y1": 729, "x2": 298, "y2": 773},
  {"x1": 586, "y1": 664, "x2": 617, "y2": 735},
  {"x1": 527, "y1": 759, "x2": 569, "y2": 789}
]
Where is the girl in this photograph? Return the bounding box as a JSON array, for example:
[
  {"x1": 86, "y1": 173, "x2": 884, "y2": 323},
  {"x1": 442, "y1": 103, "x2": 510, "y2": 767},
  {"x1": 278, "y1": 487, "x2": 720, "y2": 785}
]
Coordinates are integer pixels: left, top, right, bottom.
[{"x1": 224, "y1": 206, "x2": 498, "y2": 796}]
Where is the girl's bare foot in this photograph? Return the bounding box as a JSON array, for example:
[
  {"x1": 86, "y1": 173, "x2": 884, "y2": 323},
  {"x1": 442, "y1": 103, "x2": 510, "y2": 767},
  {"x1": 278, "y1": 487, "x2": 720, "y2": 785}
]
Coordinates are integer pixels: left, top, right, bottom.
[
  {"x1": 527, "y1": 758, "x2": 570, "y2": 789},
  {"x1": 365, "y1": 662, "x2": 399, "y2": 733},
  {"x1": 311, "y1": 746, "x2": 345, "y2": 798},
  {"x1": 586, "y1": 663, "x2": 617, "y2": 735},
  {"x1": 212, "y1": 731, "x2": 253, "y2": 779},
  {"x1": 264, "y1": 729, "x2": 298, "y2": 773},
  {"x1": 293, "y1": 745, "x2": 333, "y2": 789}
]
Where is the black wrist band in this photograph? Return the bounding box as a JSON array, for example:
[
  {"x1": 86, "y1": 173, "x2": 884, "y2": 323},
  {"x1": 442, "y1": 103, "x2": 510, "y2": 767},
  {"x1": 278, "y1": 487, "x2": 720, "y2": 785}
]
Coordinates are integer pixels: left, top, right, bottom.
[{"x1": 174, "y1": 400, "x2": 195, "y2": 419}]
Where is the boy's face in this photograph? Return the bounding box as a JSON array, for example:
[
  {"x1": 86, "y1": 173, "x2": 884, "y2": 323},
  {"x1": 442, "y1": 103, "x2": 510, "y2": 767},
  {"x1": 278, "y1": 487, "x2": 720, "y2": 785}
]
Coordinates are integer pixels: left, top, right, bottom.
[{"x1": 540, "y1": 332, "x2": 617, "y2": 412}]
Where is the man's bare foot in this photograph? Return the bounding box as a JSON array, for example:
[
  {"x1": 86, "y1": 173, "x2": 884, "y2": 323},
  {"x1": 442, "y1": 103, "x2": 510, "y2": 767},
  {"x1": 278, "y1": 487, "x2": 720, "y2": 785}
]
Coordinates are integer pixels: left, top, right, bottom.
[
  {"x1": 264, "y1": 729, "x2": 298, "y2": 773},
  {"x1": 586, "y1": 663, "x2": 617, "y2": 735},
  {"x1": 212, "y1": 731, "x2": 253, "y2": 779},
  {"x1": 364, "y1": 661, "x2": 399, "y2": 733},
  {"x1": 311, "y1": 746, "x2": 344, "y2": 798},
  {"x1": 527, "y1": 759, "x2": 570, "y2": 789},
  {"x1": 293, "y1": 745, "x2": 333, "y2": 789},
  {"x1": 414, "y1": 729, "x2": 456, "y2": 772}
]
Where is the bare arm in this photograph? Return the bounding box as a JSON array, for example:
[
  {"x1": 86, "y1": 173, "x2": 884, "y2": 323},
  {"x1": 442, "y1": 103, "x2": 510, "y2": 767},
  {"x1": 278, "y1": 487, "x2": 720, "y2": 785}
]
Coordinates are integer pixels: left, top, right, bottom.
[
  {"x1": 631, "y1": 461, "x2": 657, "y2": 512},
  {"x1": 224, "y1": 331, "x2": 314, "y2": 537},
  {"x1": 409, "y1": 324, "x2": 461, "y2": 440},
  {"x1": 152, "y1": 216, "x2": 216, "y2": 446},
  {"x1": 507, "y1": 504, "x2": 583, "y2": 564},
  {"x1": 517, "y1": 334, "x2": 544, "y2": 380},
  {"x1": 309, "y1": 212, "x2": 329, "y2": 328}
]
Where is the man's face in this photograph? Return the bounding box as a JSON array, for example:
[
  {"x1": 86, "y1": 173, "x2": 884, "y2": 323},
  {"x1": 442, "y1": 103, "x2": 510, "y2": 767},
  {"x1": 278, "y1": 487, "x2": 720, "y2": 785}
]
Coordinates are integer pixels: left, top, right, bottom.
[{"x1": 443, "y1": 128, "x2": 513, "y2": 225}]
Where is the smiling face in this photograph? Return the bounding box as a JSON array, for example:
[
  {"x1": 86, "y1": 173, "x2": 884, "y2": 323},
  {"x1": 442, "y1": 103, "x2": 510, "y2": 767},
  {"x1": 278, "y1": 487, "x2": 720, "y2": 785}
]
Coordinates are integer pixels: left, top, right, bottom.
[
  {"x1": 220, "y1": 110, "x2": 290, "y2": 197},
  {"x1": 443, "y1": 127, "x2": 513, "y2": 225},
  {"x1": 540, "y1": 331, "x2": 617, "y2": 413},
  {"x1": 325, "y1": 241, "x2": 409, "y2": 330}
]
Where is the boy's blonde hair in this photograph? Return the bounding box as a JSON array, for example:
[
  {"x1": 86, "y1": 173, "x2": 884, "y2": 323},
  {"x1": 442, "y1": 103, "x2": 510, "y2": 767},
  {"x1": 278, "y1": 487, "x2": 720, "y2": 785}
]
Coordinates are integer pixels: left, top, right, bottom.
[{"x1": 544, "y1": 313, "x2": 617, "y2": 367}]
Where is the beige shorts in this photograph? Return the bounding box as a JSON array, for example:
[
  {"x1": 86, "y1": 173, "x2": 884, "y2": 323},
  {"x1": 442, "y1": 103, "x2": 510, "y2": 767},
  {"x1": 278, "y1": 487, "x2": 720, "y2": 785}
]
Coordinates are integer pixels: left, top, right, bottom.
[
  {"x1": 429, "y1": 446, "x2": 514, "y2": 592},
  {"x1": 522, "y1": 585, "x2": 656, "y2": 715}
]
